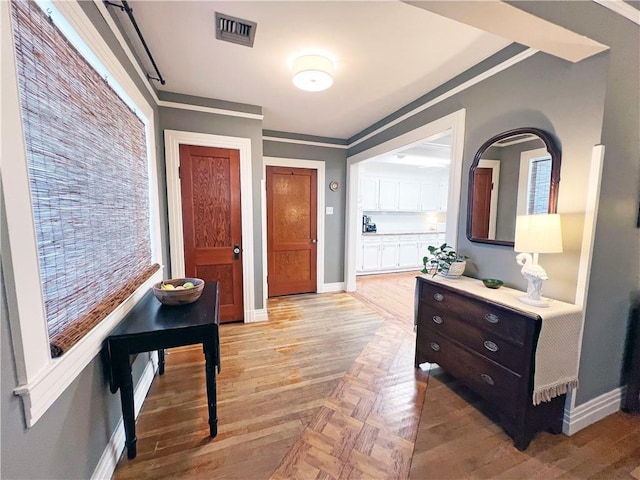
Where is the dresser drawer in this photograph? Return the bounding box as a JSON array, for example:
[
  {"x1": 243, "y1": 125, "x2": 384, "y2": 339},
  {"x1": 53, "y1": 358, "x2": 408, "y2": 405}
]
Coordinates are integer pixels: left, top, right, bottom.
[
  {"x1": 418, "y1": 308, "x2": 528, "y2": 374},
  {"x1": 417, "y1": 328, "x2": 522, "y2": 416},
  {"x1": 420, "y1": 281, "x2": 531, "y2": 346}
]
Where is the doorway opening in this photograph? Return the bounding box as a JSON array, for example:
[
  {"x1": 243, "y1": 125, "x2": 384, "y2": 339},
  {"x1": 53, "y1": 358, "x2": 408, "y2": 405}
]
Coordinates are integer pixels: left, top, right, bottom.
[
  {"x1": 344, "y1": 109, "x2": 466, "y2": 292},
  {"x1": 355, "y1": 132, "x2": 452, "y2": 276}
]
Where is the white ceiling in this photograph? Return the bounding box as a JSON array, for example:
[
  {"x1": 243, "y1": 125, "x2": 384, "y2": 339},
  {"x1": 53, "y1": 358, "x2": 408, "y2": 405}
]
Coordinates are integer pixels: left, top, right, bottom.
[{"x1": 116, "y1": 1, "x2": 513, "y2": 139}]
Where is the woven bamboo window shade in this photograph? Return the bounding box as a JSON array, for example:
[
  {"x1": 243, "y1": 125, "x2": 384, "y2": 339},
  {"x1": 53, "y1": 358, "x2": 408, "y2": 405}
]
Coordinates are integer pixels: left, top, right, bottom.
[{"x1": 11, "y1": 0, "x2": 160, "y2": 358}]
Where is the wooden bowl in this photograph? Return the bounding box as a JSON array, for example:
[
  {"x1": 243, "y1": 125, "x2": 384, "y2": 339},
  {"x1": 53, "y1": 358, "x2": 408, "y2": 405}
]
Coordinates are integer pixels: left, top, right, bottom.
[{"x1": 152, "y1": 278, "x2": 204, "y2": 306}]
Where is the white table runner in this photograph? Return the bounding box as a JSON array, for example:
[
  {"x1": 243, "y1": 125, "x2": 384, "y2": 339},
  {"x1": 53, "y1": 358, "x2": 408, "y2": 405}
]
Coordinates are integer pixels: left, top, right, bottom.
[{"x1": 421, "y1": 275, "x2": 583, "y2": 405}]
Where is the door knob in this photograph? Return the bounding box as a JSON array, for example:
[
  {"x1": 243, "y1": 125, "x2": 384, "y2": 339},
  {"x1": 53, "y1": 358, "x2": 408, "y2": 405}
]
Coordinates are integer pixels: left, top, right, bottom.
[
  {"x1": 311, "y1": 239, "x2": 317, "y2": 244},
  {"x1": 233, "y1": 245, "x2": 240, "y2": 259}
]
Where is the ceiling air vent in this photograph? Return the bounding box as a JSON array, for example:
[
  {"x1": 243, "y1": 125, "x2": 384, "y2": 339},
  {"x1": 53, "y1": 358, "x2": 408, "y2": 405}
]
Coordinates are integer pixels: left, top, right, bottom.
[{"x1": 215, "y1": 12, "x2": 257, "y2": 48}]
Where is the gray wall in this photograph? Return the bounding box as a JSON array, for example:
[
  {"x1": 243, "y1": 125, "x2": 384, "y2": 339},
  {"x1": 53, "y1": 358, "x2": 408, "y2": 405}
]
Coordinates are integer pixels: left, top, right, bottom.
[
  {"x1": 263, "y1": 140, "x2": 348, "y2": 283},
  {"x1": 158, "y1": 104, "x2": 265, "y2": 307},
  {"x1": 349, "y1": 2, "x2": 639, "y2": 407},
  {"x1": 1, "y1": 2, "x2": 162, "y2": 478},
  {"x1": 509, "y1": 0, "x2": 640, "y2": 405}
]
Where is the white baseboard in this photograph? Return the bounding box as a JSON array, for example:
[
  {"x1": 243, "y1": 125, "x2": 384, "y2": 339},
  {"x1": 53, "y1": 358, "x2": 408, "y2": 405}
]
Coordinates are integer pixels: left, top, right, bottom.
[
  {"x1": 356, "y1": 268, "x2": 422, "y2": 276},
  {"x1": 91, "y1": 354, "x2": 158, "y2": 480},
  {"x1": 563, "y1": 386, "x2": 626, "y2": 436},
  {"x1": 317, "y1": 282, "x2": 345, "y2": 293},
  {"x1": 246, "y1": 308, "x2": 268, "y2": 323}
]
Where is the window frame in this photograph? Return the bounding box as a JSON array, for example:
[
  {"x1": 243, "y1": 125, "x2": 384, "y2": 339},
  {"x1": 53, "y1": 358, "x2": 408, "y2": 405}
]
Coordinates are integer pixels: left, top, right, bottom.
[
  {"x1": 1, "y1": 0, "x2": 162, "y2": 427},
  {"x1": 516, "y1": 147, "x2": 552, "y2": 216}
]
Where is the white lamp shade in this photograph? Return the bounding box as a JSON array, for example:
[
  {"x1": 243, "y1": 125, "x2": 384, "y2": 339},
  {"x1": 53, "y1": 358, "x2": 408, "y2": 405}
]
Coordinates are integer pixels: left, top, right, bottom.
[
  {"x1": 514, "y1": 214, "x2": 563, "y2": 254},
  {"x1": 292, "y1": 55, "x2": 333, "y2": 92}
]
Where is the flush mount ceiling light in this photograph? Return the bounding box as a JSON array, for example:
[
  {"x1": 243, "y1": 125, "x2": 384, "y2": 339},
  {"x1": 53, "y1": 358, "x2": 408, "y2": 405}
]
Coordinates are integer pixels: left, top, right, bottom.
[{"x1": 292, "y1": 55, "x2": 333, "y2": 92}]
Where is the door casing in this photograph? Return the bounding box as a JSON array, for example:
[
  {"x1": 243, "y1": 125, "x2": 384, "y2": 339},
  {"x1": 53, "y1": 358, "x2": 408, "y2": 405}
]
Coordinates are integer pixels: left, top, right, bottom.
[
  {"x1": 164, "y1": 130, "x2": 263, "y2": 323},
  {"x1": 345, "y1": 109, "x2": 467, "y2": 292},
  {"x1": 262, "y1": 157, "x2": 325, "y2": 308}
]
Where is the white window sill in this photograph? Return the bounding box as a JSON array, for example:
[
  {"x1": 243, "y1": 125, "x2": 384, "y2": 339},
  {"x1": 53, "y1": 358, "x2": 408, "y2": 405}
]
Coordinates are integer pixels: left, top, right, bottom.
[{"x1": 14, "y1": 270, "x2": 162, "y2": 427}]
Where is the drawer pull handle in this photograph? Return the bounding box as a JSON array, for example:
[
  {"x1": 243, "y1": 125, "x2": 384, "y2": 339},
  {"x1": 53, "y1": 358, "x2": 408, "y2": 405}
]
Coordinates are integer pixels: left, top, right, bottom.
[
  {"x1": 430, "y1": 342, "x2": 440, "y2": 352},
  {"x1": 433, "y1": 293, "x2": 444, "y2": 302},
  {"x1": 484, "y1": 313, "x2": 500, "y2": 324},
  {"x1": 480, "y1": 373, "x2": 495, "y2": 385},
  {"x1": 484, "y1": 340, "x2": 499, "y2": 352},
  {"x1": 432, "y1": 315, "x2": 443, "y2": 325}
]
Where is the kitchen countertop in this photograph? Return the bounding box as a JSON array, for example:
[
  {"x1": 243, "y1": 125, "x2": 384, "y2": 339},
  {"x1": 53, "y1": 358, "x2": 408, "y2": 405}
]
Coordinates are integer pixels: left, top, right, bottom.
[{"x1": 362, "y1": 231, "x2": 446, "y2": 236}]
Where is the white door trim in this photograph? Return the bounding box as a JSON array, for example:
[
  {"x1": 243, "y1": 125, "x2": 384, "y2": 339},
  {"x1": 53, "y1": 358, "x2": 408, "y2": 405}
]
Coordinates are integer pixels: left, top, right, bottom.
[
  {"x1": 262, "y1": 157, "x2": 326, "y2": 305},
  {"x1": 345, "y1": 109, "x2": 466, "y2": 291},
  {"x1": 164, "y1": 130, "x2": 257, "y2": 322}
]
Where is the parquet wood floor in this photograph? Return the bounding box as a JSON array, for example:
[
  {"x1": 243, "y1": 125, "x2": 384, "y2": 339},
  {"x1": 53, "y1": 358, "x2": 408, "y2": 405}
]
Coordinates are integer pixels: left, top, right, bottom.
[
  {"x1": 111, "y1": 271, "x2": 640, "y2": 480},
  {"x1": 271, "y1": 272, "x2": 426, "y2": 479}
]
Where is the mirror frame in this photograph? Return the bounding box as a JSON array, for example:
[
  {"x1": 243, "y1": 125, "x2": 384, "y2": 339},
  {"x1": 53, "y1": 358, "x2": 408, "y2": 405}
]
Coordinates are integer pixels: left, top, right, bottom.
[{"x1": 466, "y1": 127, "x2": 561, "y2": 246}]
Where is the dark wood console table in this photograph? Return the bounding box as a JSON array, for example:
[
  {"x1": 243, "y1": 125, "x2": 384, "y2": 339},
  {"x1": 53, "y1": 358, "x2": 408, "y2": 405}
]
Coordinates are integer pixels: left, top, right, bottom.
[
  {"x1": 106, "y1": 282, "x2": 220, "y2": 459},
  {"x1": 415, "y1": 275, "x2": 583, "y2": 450}
]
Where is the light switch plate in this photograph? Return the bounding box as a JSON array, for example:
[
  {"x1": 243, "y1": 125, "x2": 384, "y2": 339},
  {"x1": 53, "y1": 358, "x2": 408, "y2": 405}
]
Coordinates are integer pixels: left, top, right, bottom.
[{"x1": 326, "y1": 207, "x2": 334, "y2": 215}]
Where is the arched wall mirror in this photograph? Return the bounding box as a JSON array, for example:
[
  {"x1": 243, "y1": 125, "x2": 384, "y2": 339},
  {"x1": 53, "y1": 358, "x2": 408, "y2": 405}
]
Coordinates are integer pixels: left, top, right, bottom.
[{"x1": 467, "y1": 128, "x2": 561, "y2": 246}]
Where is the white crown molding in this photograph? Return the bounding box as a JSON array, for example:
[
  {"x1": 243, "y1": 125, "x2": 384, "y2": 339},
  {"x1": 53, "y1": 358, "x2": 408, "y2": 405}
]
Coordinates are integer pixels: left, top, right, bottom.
[
  {"x1": 563, "y1": 386, "x2": 626, "y2": 435},
  {"x1": 91, "y1": 355, "x2": 157, "y2": 480},
  {"x1": 158, "y1": 100, "x2": 263, "y2": 121},
  {"x1": 348, "y1": 48, "x2": 538, "y2": 149},
  {"x1": 593, "y1": 0, "x2": 640, "y2": 25},
  {"x1": 262, "y1": 135, "x2": 349, "y2": 149}
]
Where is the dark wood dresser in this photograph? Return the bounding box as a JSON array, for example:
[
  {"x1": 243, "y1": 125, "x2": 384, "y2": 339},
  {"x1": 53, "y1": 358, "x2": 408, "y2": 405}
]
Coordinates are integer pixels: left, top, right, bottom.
[{"x1": 414, "y1": 275, "x2": 582, "y2": 450}]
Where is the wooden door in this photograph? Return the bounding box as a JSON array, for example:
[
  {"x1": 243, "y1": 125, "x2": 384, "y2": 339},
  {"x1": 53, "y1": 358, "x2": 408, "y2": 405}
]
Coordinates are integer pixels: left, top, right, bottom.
[
  {"x1": 266, "y1": 166, "x2": 317, "y2": 297},
  {"x1": 471, "y1": 167, "x2": 492, "y2": 238},
  {"x1": 180, "y1": 144, "x2": 243, "y2": 322}
]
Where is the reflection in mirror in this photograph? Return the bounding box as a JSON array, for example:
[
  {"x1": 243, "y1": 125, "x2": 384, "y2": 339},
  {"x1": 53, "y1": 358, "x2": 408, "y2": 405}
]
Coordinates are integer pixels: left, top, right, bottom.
[{"x1": 467, "y1": 128, "x2": 560, "y2": 246}]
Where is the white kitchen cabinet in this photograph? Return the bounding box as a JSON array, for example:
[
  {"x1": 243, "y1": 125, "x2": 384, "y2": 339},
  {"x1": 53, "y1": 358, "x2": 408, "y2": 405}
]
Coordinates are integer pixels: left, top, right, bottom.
[
  {"x1": 397, "y1": 182, "x2": 421, "y2": 211},
  {"x1": 420, "y1": 181, "x2": 449, "y2": 212},
  {"x1": 439, "y1": 182, "x2": 448, "y2": 211},
  {"x1": 380, "y1": 236, "x2": 399, "y2": 269},
  {"x1": 418, "y1": 234, "x2": 440, "y2": 266},
  {"x1": 360, "y1": 236, "x2": 381, "y2": 271},
  {"x1": 419, "y1": 182, "x2": 440, "y2": 211},
  {"x1": 358, "y1": 234, "x2": 445, "y2": 274},
  {"x1": 398, "y1": 235, "x2": 420, "y2": 267},
  {"x1": 378, "y1": 179, "x2": 399, "y2": 211},
  {"x1": 361, "y1": 175, "x2": 446, "y2": 212},
  {"x1": 360, "y1": 177, "x2": 379, "y2": 210}
]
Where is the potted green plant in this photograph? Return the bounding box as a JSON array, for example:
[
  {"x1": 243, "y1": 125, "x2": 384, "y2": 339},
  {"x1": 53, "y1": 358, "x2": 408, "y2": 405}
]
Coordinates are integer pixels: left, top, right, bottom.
[{"x1": 422, "y1": 243, "x2": 468, "y2": 278}]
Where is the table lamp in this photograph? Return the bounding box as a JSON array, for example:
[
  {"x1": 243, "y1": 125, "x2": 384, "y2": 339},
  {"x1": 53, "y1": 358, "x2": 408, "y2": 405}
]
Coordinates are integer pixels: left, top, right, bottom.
[{"x1": 514, "y1": 214, "x2": 563, "y2": 307}]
